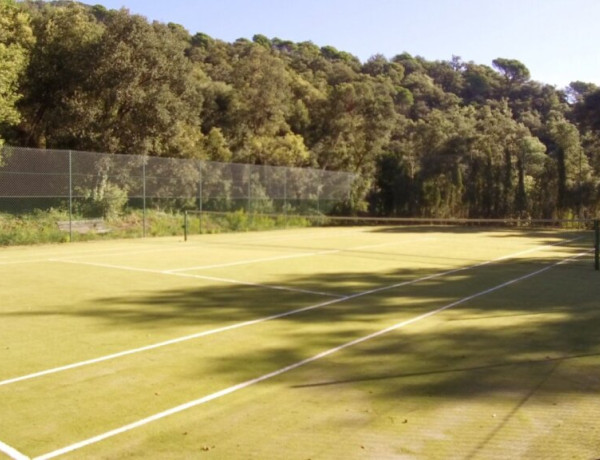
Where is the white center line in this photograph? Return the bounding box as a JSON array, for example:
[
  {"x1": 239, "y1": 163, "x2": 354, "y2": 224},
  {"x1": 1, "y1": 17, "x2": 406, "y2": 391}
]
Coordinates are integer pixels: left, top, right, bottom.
[
  {"x1": 49, "y1": 258, "x2": 343, "y2": 298},
  {"x1": 164, "y1": 237, "x2": 436, "y2": 273}
]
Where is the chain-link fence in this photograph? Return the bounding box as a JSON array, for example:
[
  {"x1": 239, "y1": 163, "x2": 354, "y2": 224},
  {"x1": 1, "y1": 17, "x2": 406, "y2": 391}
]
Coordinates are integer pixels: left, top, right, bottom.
[{"x1": 0, "y1": 146, "x2": 354, "y2": 242}]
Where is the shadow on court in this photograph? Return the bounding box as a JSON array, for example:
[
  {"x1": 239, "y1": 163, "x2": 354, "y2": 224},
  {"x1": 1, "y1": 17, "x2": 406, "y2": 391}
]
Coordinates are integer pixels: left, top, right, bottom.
[
  {"x1": 2, "y1": 231, "x2": 600, "y2": 459},
  {"x1": 7, "y1": 240, "x2": 598, "y2": 395}
]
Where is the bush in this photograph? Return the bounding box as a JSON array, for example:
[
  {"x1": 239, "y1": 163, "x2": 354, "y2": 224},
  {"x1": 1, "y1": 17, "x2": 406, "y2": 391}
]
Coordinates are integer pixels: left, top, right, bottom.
[{"x1": 76, "y1": 181, "x2": 128, "y2": 219}]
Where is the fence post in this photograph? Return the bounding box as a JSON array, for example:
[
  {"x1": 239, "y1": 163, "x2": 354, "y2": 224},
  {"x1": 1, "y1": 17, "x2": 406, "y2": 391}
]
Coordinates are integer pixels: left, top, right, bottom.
[
  {"x1": 142, "y1": 156, "x2": 147, "y2": 238},
  {"x1": 68, "y1": 150, "x2": 73, "y2": 242},
  {"x1": 247, "y1": 165, "x2": 252, "y2": 214},
  {"x1": 595, "y1": 219, "x2": 599, "y2": 271},
  {"x1": 198, "y1": 162, "x2": 203, "y2": 234},
  {"x1": 317, "y1": 172, "x2": 321, "y2": 214},
  {"x1": 184, "y1": 210, "x2": 188, "y2": 242},
  {"x1": 283, "y1": 168, "x2": 287, "y2": 227}
]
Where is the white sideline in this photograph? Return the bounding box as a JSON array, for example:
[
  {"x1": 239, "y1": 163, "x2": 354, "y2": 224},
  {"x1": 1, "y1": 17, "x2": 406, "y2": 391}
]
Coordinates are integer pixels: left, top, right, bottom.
[
  {"x1": 0, "y1": 237, "x2": 581, "y2": 388},
  {"x1": 0, "y1": 440, "x2": 29, "y2": 460},
  {"x1": 32, "y1": 249, "x2": 591, "y2": 460}
]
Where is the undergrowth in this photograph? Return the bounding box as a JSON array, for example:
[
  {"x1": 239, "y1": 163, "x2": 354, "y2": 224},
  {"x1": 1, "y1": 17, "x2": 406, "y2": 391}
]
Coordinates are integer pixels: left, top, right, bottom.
[{"x1": 0, "y1": 209, "x2": 315, "y2": 246}]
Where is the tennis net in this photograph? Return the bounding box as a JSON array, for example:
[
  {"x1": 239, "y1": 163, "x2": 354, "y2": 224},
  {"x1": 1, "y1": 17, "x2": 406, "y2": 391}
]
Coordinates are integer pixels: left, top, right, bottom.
[{"x1": 183, "y1": 210, "x2": 599, "y2": 269}]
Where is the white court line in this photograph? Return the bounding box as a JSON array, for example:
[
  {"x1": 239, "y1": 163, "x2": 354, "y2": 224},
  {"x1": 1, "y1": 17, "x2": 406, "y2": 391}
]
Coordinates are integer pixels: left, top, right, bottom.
[
  {"x1": 32, "y1": 249, "x2": 591, "y2": 460},
  {"x1": 3, "y1": 232, "x2": 430, "y2": 268},
  {"x1": 49, "y1": 259, "x2": 342, "y2": 298},
  {"x1": 0, "y1": 258, "x2": 58, "y2": 266},
  {"x1": 0, "y1": 248, "x2": 177, "y2": 267},
  {"x1": 7, "y1": 230, "x2": 364, "y2": 265},
  {"x1": 0, "y1": 237, "x2": 581, "y2": 388},
  {"x1": 0, "y1": 228, "x2": 322, "y2": 266},
  {"x1": 165, "y1": 237, "x2": 436, "y2": 273},
  {"x1": 0, "y1": 241, "x2": 177, "y2": 265},
  {"x1": 0, "y1": 440, "x2": 29, "y2": 460},
  {"x1": 166, "y1": 272, "x2": 343, "y2": 298},
  {"x1": 0, "y1": 224, "x2": 375, "y2": 266},
  {"x1": 165, "y1": 251, "x2": 329, "y2": 272}
]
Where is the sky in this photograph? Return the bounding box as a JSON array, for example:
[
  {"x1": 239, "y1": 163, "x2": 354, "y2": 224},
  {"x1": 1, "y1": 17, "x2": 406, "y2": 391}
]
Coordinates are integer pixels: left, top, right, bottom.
[{"x1": 91, "y1": 0, "x2": 600, "y2": 89}]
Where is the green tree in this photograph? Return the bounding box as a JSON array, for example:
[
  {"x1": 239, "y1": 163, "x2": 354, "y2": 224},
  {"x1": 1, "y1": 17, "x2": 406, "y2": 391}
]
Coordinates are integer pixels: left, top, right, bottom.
[
  {"x1": 6, "y1": 1, "x2": 600, "y2": 218},
  {"x1": 312, "y1": 77, "x2": 398, "y2": 210},
  {"x1": 465, "y1": 103, "x2": 529, "y2": 217},
  {"x1": 566, "y1": 81, "x2": 598, "y2": 103},
  {"x1": 575, "y1": 89, "x2": 600, "y2": 133},
  {"x1": 492, "y1": 58, "x2": 530, "y2": 86},
  {"x1": 89, "y1": 10, "x2": 204, "y2": 157},
  {"x1": 423, "y1": 58, "x2": 464, "y2": 95},
  {"x1": 547, "y1": 112, "x2": 591, "y2": 216},
  {"x1": 0, "y1": 0, "x2": 34, "y2": 145},
  {"x1": 227, "y1": 43, "x2": 310, "y2": 166},
  {"x1": 514, "y1": 133, "x2": 547, "y2": 215},
  {"x1": 203, "y1": 127, "x2": 232, "y2": 162},
  {"x1": 17, "y1": 2, "x2": 103, "y2": 148},
  {"x1": 462, "y1": 62, "x2": 500, "y2": 103}
]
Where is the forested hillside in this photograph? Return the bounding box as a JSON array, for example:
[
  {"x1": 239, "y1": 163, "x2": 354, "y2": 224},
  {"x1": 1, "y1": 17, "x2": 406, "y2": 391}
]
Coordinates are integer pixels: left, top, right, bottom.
[{"x1": 2, "y1": 0, "x2": 600, "y2": 218}]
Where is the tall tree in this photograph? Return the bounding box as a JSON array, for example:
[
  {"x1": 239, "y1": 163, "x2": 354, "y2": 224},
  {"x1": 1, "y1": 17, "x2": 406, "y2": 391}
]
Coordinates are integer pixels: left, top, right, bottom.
[
  {"x1": 82, "y1": 9, "x2": 204, "y2": 157},
  {"x1": 492, "y1": 58, "x2": 530, "y2": 86},
  {"x1": 546, "y1": 112, "x2": 591, "y2": 216},
  {"x1": 0, "y1": 0, "x2": 34, "y2": 145},
  {"x1": 227, "y1": 43, "x2": 310, "y2": 166},
  {"x1": 16, "y1": 2, "x2": 103, "y2": 148}
]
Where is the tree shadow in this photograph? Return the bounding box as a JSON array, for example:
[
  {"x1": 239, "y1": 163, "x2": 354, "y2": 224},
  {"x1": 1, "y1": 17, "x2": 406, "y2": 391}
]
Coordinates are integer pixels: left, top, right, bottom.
[{"x1": 5, "y1": 231, "x2": 599, "y2": 403}]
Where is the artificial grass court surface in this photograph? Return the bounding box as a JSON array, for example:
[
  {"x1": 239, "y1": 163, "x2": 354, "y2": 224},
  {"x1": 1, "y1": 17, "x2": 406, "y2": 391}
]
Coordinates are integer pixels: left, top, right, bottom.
[{"x1": 1, "y1": 226, "x2": 599, "y2": 459}]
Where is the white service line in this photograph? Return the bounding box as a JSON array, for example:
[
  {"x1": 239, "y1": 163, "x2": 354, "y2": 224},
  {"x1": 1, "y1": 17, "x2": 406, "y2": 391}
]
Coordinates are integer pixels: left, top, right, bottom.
[
  {"x1": 48, "y1": 259, "x2": 341, "y2": 298},
  {"x1": 0, "y1": 440, "x2": 29, "y2": 460},
  {"x1": 0, "y1": 258, "x2": 59, "y2": 266},
  {"x1": 0, "y1": 242, "x2": 178, "y2": 266},
  {"x1": 0, "y1": 228, "x2": 337, "y2": 266},
  {"x1": 167, "y1": 271, "x2": 343, "y2": 298},
  {"x1": 0, "y1": 225, "x2": 388, "y2": 267},
  {"x1": 11, "y1": 229, "x2": 404, "y2": 267},
  {"x1": 165, "y1": 251, "x2": 329, "y2": 272},
  {"x1": 165, "y1": 237, "x2": 435, "y2": 273},
  {"x1": 32, "y1": 249, "x2": 592, "y2": 460},
  {"x1": 0, "y1": 237, "x2": 580, "y2": 388}
]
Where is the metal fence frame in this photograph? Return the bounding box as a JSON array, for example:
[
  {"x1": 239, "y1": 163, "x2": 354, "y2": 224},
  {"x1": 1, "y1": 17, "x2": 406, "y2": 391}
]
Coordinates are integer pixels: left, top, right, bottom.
[{"x1": 0, "y1": 147, "x2": 355, "y2": 240}]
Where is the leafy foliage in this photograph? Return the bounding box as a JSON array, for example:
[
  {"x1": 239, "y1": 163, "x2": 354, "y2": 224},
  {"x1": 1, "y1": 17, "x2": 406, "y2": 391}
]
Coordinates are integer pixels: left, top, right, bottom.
[
  {"x1": 0, "y1": 0, "x2": 34, "y2": 145},
  {"x1": 3, "y1": 2, "x2": 600, "y2": 219}
]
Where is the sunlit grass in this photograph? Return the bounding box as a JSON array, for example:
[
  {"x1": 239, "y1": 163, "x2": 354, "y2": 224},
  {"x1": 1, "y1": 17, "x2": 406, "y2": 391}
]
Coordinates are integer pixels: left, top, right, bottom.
[{"x1": 0, "y1": 227, "x2": 598, "y2": 458}]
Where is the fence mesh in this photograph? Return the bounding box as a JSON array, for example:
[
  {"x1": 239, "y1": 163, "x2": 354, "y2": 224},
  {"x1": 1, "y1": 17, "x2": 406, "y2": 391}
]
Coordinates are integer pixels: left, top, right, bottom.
[{"x1": 0, "y1": 146, "x2": 354, "y2": 242}]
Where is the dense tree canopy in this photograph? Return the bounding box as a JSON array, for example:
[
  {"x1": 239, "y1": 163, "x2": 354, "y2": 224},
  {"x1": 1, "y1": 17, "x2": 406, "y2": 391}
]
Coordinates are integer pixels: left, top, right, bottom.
[
  {"x1": 0, "y1": 0, "x2": 34, "y2": 146},
  {"x1": 2, "y1": 1, "x2": 599, "y2": 218}
]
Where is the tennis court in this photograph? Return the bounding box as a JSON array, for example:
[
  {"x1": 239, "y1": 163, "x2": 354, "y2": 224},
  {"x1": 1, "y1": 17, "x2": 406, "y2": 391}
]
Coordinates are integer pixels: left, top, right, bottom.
[{"x1": 1, "y1": 224, "x2": 600, "y2": 459}]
